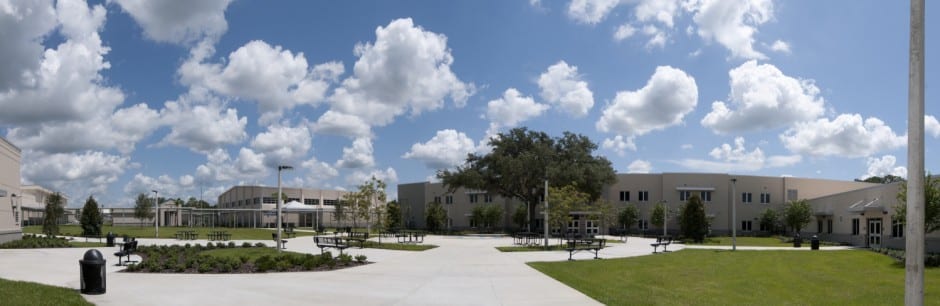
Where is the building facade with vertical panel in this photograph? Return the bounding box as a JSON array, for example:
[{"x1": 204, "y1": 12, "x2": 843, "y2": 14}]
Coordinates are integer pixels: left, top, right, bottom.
[
  {"x1": 217, "y1": 186, "x2": 357, "y2": 228},
  {"x1": 0, "y1": 136, "x2": 22, "y2": 243}
]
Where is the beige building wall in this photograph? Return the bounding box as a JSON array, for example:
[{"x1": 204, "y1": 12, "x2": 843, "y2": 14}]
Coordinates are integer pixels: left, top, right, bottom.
[
  {"x1": 398, "y1": 181, "x2": 522, "y2": 230},
  {"x1": 17, "y1": 185, "x2": 68, "y2": 226},
  {"x1": 218, "y1": 186, "x2": 353, "y2": 228},
  {"x1": 0, "y1": 136, "x2": 22, "y2": 243}
]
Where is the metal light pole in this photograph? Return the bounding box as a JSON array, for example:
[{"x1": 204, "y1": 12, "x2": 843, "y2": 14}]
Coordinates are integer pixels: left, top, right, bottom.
[
  {"x1": 276, "y1": 165, "x2": 293, "y2": 252},
  {"x1": 662, "y1": 200, "x2": 668, "y2": 237},
  {"x1": 906, "y1": 0, "x2": 925, "y2": 304},
  {"x1": 731, "y1": 178, "x2": 737, "y2": 251},
  {"x1": 543, "y1": 180, "x2": 549, "y2": 247},
  {"x1": 152, "y1": 190, "x2": 159, "y2": 238},
  {"x1": 10, "y1": 193, "x2": 18, "y2": 227}
]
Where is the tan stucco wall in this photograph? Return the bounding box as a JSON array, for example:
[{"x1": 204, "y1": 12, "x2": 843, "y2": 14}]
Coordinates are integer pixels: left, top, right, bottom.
[{"x1": 0, "y1": 136, "x2": 22, "y2": 243}]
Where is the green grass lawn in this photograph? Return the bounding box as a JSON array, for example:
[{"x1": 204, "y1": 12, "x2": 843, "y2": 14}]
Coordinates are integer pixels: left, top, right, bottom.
[
  {"x1": 24, "y1": 225, "x2": 316, "y2": 240},
  {"x1": 687, "y1": 236, "x2": 841, "y2": 247},
  {"x1": 0, "y1": 278, "x2": 92, "y2": 305},
  {"x1": 529, "y1": 249, "x2": 940, "y2": 305},
  {"x1": 496, "y1": 244, "x2": 569, "y2": 252}
]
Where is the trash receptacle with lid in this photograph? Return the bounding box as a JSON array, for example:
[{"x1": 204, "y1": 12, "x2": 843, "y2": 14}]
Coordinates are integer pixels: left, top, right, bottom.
[
  {"x1": 793, "y1": 234, "x2": 802, "y2": 248},
  {"x1": 79, "y1": 249, "x2": 106, "y2": 294},
  {"x1": 811, "y1": 235, "x2": 820, "y2": 250},
  {"x1": 106, "y1": 232, "x2": 115, "y2": 247}
]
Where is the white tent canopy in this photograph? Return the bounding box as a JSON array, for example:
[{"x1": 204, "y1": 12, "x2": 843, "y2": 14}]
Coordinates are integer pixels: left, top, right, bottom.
[{"x1": 281, "y1": 200, "x2": 312, "y2": 211}]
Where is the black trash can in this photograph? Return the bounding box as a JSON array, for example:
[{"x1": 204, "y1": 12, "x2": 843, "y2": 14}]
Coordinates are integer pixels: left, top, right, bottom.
[
  {"x1": 105, "y1": 232, "x2": 115, "y2": 247},
  {"x1": 793, "y1": 234, "x2": 802, "y2": 248},
  {"x1": 811, "y1": 235, "x2": 820, "y2": 250},
  {"x1": 79, "y1": 249, "x2": 106, "y2": 294}
]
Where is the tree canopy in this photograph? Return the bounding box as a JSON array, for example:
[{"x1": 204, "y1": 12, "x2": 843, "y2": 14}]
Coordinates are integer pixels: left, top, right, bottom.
[
  {"x1": 651, "y1": 202, "x2": 666, "y2": 229},
  {"x1": 425, "y1": 201, "x2": 447, "y2": 232},
  {"x1": 438, "y1": 128, "x2": 616, "y2": 229},
  {"x1": 759, "y1": 208, "x2": 780, "y2": 233},
  {"x1": 680, "y1": 195, "x2": 707, "y2": 242},
  {"x1": 895, "y1": 175, "x2": 940, "y2": 233},
  {"x1": 80, "y1": 196, "x2": 103, "y2": 236},
  {"x1": 133, "y1": 193, "x2": 154, "y2": 226},
  {"x1": 783, "y1": 199, "x2": 812, "y2": 234},
  {"x1": 618, "y1": 204, "x2": 639, "y2": 231},
  {"x1": 42, "y1": 192, "x2": 65, "y2": 236},
  {"x1": 385, "y1": 200, "x2": 402, "y2": 229},
  {"x1": 857, "y1": 174, "x2": 906, "y2": 184}
]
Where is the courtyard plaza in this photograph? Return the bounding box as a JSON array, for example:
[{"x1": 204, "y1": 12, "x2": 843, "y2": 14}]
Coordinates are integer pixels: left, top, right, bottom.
[{"x1": 0, "y1": 234, "x2": 852, "y2": 305}]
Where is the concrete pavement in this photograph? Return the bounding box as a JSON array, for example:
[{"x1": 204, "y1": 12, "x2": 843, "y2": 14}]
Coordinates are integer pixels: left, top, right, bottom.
[{"x1": 0, "y1": 235, "x2": 678, "y2": 306}]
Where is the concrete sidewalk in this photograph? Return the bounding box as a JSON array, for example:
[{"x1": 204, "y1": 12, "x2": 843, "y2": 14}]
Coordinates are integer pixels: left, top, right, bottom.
[{"x1": 0, "y1": 235, "x2": 676, "y2": 306}]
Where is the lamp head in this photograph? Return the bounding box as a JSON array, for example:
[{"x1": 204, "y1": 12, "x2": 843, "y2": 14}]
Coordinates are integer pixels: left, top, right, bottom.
[{"x1": 278, "y1": 165, "x2": 294, "y2": 171}]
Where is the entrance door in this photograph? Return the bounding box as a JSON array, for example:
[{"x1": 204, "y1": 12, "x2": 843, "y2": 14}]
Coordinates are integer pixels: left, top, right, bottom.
[{"x1": 868, "y1": 218, "x2": 882, "y2": 248}]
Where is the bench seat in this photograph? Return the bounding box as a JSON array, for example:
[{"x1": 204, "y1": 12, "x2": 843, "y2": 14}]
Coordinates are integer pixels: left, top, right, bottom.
[
  {"x1": 566, "y1": 238, "x2": 605, "y2": 260},
  {"x1": 314, "y1": 236, "x2": 349, "y2": 255}
]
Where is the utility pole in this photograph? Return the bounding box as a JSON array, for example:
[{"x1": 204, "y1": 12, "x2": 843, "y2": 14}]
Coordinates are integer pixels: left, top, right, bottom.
[
  {"x1": 731, "y1": 178, "x2": 737, "y2": 251},
  {"x1": 906, "y1": 0, "x2": 925, "y2": 304},
  {"x1": 152, "y1": 190, "x2": 159, "y2": 238},
  {"x1": 543, "y1": 180, "x2": 549, "y2": 247}
]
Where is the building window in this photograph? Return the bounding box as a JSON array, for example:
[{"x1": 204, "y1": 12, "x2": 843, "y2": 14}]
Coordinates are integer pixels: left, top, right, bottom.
[
  {"x1": 817, "y1": 220, "x2": 823, "y2": 233},
  {"x1": 787, "y1": 189, "x2": 798, "y2": 201},
  {"x1": 568, "y1": 219, "x2": 579, "y2": 233},
  {"x1": 263, "y1": 197, "x2": 277, "y2": 204},
  {"x1": 323, "y1": 199, "x2": 338, "y2": 206},
  {"x1": 445, "y1": 195, "x2": 453, "y2": 204},
  {"x1": 700, "y1": 191, "x2": 712, "y2": 202},
  {"x1": 304, "y1": 199, "x2": 319, "y2": 205},
  {"x1": 638, "y1": 219, "x2": 649, "y2": 230},
  {"x1": 586, "y1": 220, "x2": 599, "y2": 234},
  {"x1": 741, "y1": 192, "x2": 752, "y2": 203},
  {"x1": 484, "y1": 194, "x2": 493, "y2": 203},
  {"x1": 827, "y1": 219, "x2": 833, "y2": 234},
  {"x1": 619, "y1": 191, "x2": 630, "y2": 202},
  {"x1": 852, "y1": 218, "x2": 860, "y2": 235},
  {"x1": 679, "y1": 191, "x2": 691, "y2": 201},
  {"x1": 254, "y1": 198, "x2": 261, "y2": 205},
  {"x1": 469, "y1": 194, "x2": 479, "y2": 203},
  {"x1": 892, "y1": 220, "x2": 904, "y2": 238},
  {"x1": 433, "y1": 196, "x2": 441, "y2": 204},
  {"x1": 639, "y1": 191, "x2": 650, "y2": 202},
  {"x1": 760, "y1": 193, "x2": 770, "y2": 204},
  {"x1": 741, "y1": 220, "x2": 752, "y2": 231}
]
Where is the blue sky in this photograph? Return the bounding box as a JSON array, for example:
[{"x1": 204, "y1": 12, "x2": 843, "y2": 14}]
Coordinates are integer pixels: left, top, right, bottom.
[{"x1": 0, "y1": 0, "x2": 937, "y2": 208}]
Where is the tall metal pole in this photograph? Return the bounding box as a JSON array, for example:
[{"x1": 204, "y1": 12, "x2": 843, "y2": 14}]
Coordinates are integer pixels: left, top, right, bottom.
[
  {"x1": 543, "y1": 180, "x2": 549, "y2": 247},
  {"x1": 662, "y1": 200, "x2": 668, "y2": 237},
  {"x1": 152, "y1": 190, "x2": 159, "y2": 238},
  {"x1": 276, "y1": 165, "x2": 292, "y2": 252},
  {"x1": 906, "y1": 0, "x2": 925, "y2": 304},
  {"x1": 731, "y1": 178, "x2": 737, "y2": 251}
]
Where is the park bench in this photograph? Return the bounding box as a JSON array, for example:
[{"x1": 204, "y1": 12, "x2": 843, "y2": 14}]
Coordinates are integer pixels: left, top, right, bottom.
[
  {"x1": 650, "y1": 236, "x2": 673, "y2": 254},
  {"x1": 314, "y1": 236, "x2": 349, "y2": 255},
  {"x1": 175, "y1": 230, "x2": 198, "y2": 240},
  {"x1": 347, "y1": 232, "x2": 369, "y2": 248},
  {"x1": 565, "y1": 238, "x2": 605, "y2": 261},
  {"x1": 208, "y1": 231, "x2": 231, "y2": 241},
  {"x1": 113, "y1": 240, "x2": 138, "y2": 266},
  {"x1": 81, "y1": 232, "x2": 102, "y2": 243},
  {"x1": 272, "y1": 233, "x2": 288, "y2": 249}
]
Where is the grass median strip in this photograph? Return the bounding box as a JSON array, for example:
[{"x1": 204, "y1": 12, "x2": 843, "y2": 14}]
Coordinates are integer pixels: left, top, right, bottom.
[
  {"x1": 0, "y1": 278, "x2": 92, "y2": 306},
  {"x1": 529, "y1": 249, "x2": 940, "y2": 305}
]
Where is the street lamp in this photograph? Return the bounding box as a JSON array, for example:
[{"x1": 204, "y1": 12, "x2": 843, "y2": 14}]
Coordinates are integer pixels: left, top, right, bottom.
[
  {"x1": 543, "y1": 179, "x2": 549, "y2": 247},
  {"x1": 276, "y1": 165, "x2": 293, "y2": 252},
  {"x1": 662, "y1": 200, "x2": 669, "y2": 238},
  {"x1": 152, "y1": 190, "x2": 159, "y2": 238},
  {"x1": 730, "y1": 178, "x2": 737, "y2": 251}
]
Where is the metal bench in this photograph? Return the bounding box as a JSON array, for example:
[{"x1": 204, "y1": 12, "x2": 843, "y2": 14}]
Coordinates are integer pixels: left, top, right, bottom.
[
  {"x1": 314, "y1": 236, "x2": 349, "y2": 255},
  {"x1": 565, "y1": 238, "x2": 605, "y2": 260},
  {"x1": 272, "y1": 233, "x2": 288, "y2": 249},
  {"x1": 347, "y1": 232, "x2": 369, "y2": 248},
  {"x1": 113, "y1": 240, "x2": 138, "y2": 266},
  {"x1": 651, "y1": 236, "x2": 672, "y2": 253}
]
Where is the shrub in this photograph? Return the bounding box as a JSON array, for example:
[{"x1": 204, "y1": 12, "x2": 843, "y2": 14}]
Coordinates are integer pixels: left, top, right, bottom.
[
  {"x1": 184, "y1": 243, "x2": 191, "y2": 248},
  {"x1": 255, "y1": 242, "x2": 267, "y2": 248},
  {"x1": 198, "y1": 262, "x2": 213, "y2": 273},
  {"x1": 242, "y1": 242, "x2": 253, "y2": 248},
  {"x1": 228, "y1": 242, "x2": 237, "y2": 248},
  {"x1": 239, "y1": 255, "x2": 250, "y2": 264},
  {"x1": 337, "y1": 253, "x2": 353, "y2": 266},
  {"x1": 255, "y1": 255, "x2": 276, "y2": 272},
  {"x1": 355, "y1": 255, "x2": 367, "y2": 263}
]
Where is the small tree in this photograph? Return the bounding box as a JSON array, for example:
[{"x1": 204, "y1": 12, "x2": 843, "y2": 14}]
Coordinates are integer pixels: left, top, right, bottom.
[
  {"x1": 680, "y1": 195, "x2": 707, "y2": 242},
  {"x1": 618, "y1": 204, "x2": 639, "y2": 233},
  {"x1": 333, "y1": 199, "x2": 348, "y2": 227},
  {"x1": 512, "y1": 204, "x2": 528, "y2": 230},
  {"x1": 651, "y1": 202, "x2": 666, "y2": 230},
  {"x1": 80, "y1": 196, "x2": 103, "y2": 236},
  {"x1": 759, "y1": 208, "x2": 780, "y2": 234},
  {"x1": 133, "y1": 193, "x2": 153, "y2": 227},
  {"x1": 425, "y1": 202, "x2": 447, "y2": 232},
  {"x1": 482, "y1": 205, "x2": 503, "y2": 229},
  {"x1": 385, "y1": 200, "x2": 402, "y2": 229},
  {"x1": 783, "y1": 199, "x2": 812, "y2": 235},
  {"x1": 895, "y1": 174, "x2": 940, "y2": 233},
  {"x1": 42, "y1": 192, "x2": 65, "y2": 236},
  {"x1": 546, "y1": 185, "x2": 586, "y2": 233},
  {"x1": 342, "y1": 192, "x2": 364, "y2": 229}
]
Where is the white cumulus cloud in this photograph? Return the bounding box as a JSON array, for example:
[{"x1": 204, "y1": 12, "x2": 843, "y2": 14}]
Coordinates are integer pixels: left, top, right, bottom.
[
  {"x1": 861, "y1": 155, "x2": 907, "y2": 180},
  {"x1": 567, "y1": 0, "x2": 622, "y2": 24},
  {"x1": 926, "y1": 115, "x2": 940, "y2": 138},
  {"x1": 158, "y1": 93, "x2": 247, "y2": 153},
  {"x1": 336, "y1": 138, "x2": 375, "y2": 169},
  {"x1": 403, "y1": 129, "x2": 477, "y2": 169},
  {"x1": 627, "y1": 160, "x2": 652, "y2": 173},
  {"x1": 597, "y1": 66, "x2": 698, "y2": 137},
  {"x1": 110, "y1": 0, "x2": 233, "y2": 45},
  {"x1": 780, "y1": 114, "x2": 906, "y2": 158},
  {"x1": 688, "y1": 0, "x2": 774, "y2": 60},
  {"x1": 678, "y1": 137, "x2": 801, "y2": 172},
  {"x1": 701, "y1": 60, "x2": 825, "y2": 133},
  {"x1": 250, "y1": 123, "x2": 312, "y2": 168},
  {"x1": 602, "y1": 135, "x2": 636, "y2": 156},
  {"x1": 538, "y1": 61, "x2": 594, "y2": 117},
  {"x1": 485, "y1": 88, "x2": 549, "y2": 131}
]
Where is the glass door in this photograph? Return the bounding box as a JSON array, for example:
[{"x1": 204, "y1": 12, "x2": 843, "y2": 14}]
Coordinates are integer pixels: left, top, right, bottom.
[{"x1": 868, "y1": 218, "x2": 882, "y2": 248}]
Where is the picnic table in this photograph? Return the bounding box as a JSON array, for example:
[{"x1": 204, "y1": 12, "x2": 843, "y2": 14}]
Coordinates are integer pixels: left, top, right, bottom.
[
  {"x1": 396, "y1": 230, "x2": 425, "y2": 244},
  {"x1": 175, "y1": 230, "x2": 198, "y2": 240},
  {"x1": 208, "y1": 231, "x2": 231, "y2": 241}
]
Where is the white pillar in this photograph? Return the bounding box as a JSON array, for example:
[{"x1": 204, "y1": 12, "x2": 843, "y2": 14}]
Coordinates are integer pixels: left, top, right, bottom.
[{"x1": 905, "y1": 0, "x2": 925, "y2": 304}]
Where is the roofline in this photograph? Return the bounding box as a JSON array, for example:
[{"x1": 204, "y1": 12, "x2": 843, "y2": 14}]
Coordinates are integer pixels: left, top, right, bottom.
[{"x1": 0, "y1": 135, "x2": 21, "y2": 153}]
